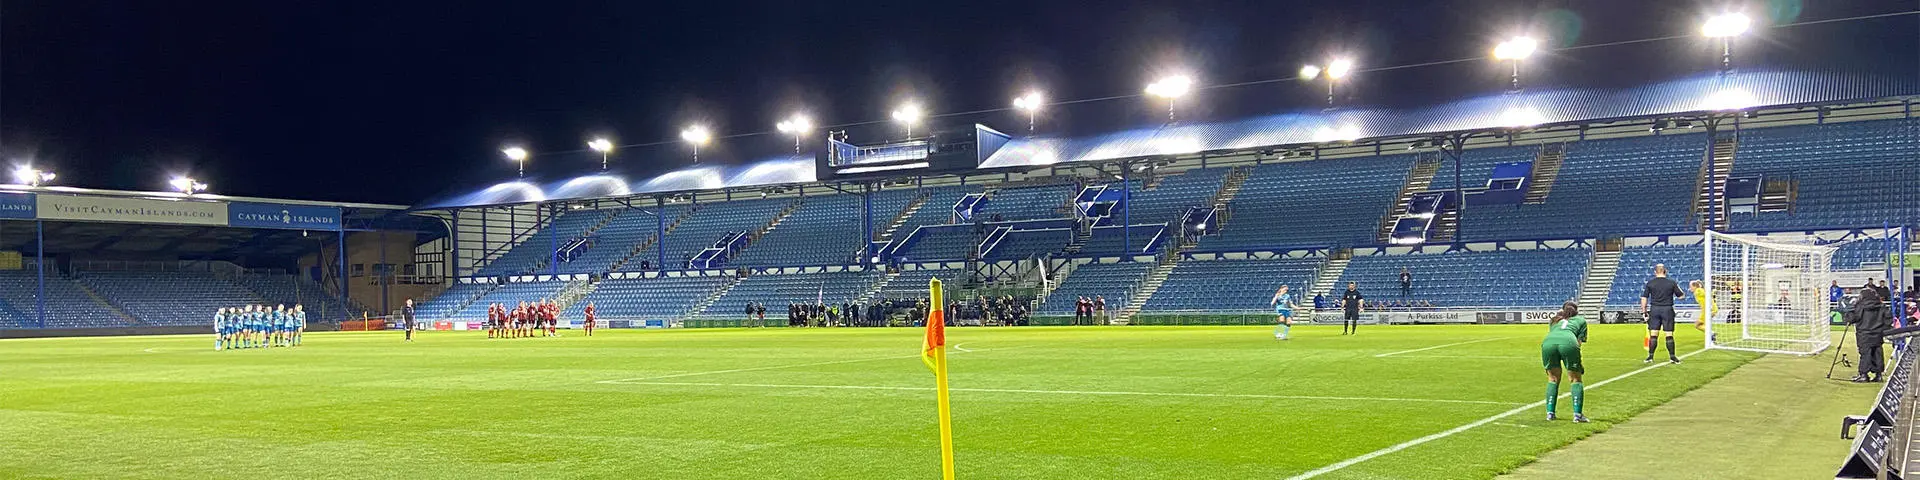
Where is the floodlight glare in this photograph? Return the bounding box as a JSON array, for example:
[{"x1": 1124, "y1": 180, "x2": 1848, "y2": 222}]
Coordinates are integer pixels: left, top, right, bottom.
[
  {"x1": 775, "y1": 115, "x2": 813, "y2": 153},
  {"x1": 680, "y1": 126, "x2": 712, "y2": 145},
  {"x1": 891, "y1": 104, "x2": 923, "y2": 124},
  {"x1": 1012, "y1": 92, "x2": 1045, "y2": 134},
  {"x1": 1012, "y1": 92, "x2": 1044, "y2": 112},
  {"x1": 169, "y1": 176, "x2": 208, "y2": 194},
  {"x1": 1325, "y1": 58, "x2": 1354, "y2": 80},
  {"x1": 892, "y1": 104, "x2": 924, "y2": 137},
  {"x1": 1492, "y1": 37, "x2": 1538, "y2": 60},
  {"x1": 1299, "y1": 64, "x2": 1322, "y2": 80},
  {"x1": 1144, "y1": 75, "x2": 1193, "y2": 99},
  {"x1": 1702, "y1": 13, "x2": 1752, "y2": 38},
  {"x1": 587, "y1": 138, "x2": 613, "y2": 153},
  {"x1": 11, "y1": 166, "x2": 51, "y2": 186},
  {"x1": 502, "y1": 146, "x2": 529, "y2": 161}
]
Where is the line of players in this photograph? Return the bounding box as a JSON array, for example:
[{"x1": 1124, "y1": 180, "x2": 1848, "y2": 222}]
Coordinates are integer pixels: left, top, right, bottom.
[
  {"x1": 483, "y1": 300, "x2": 597, "y2": 338},
  {"x1": 214, "y1": 304, "x2": 306, "y2": 350}
]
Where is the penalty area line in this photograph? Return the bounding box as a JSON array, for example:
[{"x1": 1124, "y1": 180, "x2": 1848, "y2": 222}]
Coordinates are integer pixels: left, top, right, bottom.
[
  {"x1": 1373, "y1": 337, "x2": 1518, "y2": 357},
  {"x1": 1285, "y1": 348, "x2": 1711, "y2": 480},
  {"x1": 606, "y1": 381, "x2": 1524, "y2": 406}
]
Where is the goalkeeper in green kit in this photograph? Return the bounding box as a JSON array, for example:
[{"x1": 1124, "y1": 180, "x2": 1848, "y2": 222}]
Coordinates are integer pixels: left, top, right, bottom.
[{"x1": 1540, "y1": 301, "x2": 1590, "y2": 423}]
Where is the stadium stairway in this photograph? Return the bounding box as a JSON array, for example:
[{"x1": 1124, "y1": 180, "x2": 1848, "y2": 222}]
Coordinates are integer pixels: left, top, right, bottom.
[
  {"x1": 872, "y1": 193, "x2": 930, "y2": 247},
  {"x1": 607, "y1": 206, "x2": 696, "y2": 272},
  {"x1": 1213, "y1": 165, "x2": 1251, "y2": 208},
  {"x1": 1378, "y1": 154, "x2": 1443, "y2": 242},
  {"x1": 736, "y1": 200, "x2": 804, "y2": 263},
  {"x1": 682, "y1": 276, "x2": 745, "y2": 319},
  {"x1": 1304, "y1": 255, "x2": 1352, "y2": 312},
  {"x1": 1691, "y1": 136, "x2": 1739, "y2": 231},
  {"x1": 1576, "y1": 248, "x2": 1623, "y2": 314},
  {"x1": 553, "y1": 278, "x2": 596, "y2": 313},
  {"x1": 76, "y1": 281, "x2": 140, "y2": 325},
  {"x1": 443, "y1": 283, "x2": 500, "y2": 320},
  {"x1": 856, "y1": 271, "x2": 899, "y2": 304},
  {"x1": 1114, "y1": 242, "x2": 1193, "y2": 325},
  {"x1": 1523, "y1": 143, "x2": 1569, "y2": 204},
  {"x1": 530, "y1": 209, "x2": 623, "y2": 274}
]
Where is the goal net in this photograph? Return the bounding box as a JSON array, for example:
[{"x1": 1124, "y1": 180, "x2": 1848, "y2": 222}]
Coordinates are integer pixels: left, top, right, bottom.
[{"x1": 1702, "y1": 231, "x2": 1838, "y2": 355}]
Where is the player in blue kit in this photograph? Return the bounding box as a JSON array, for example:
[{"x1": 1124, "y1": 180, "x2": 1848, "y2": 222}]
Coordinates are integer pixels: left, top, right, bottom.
[
  {"x1": 273, "y1": 305, "x2": 290, "y2": 347},
  {"x1": 292, "y1": 304, "x2": 306, "y2": 347},
  {"x1": 214, "y1": 308, "x2": 230, "y2": 351},
  {"x1": 1270, "y1": 285, "x2": 1298, "y2": 340},
  {"x1": 238, "y1": 305, "x2": 256, "y2": 349}
]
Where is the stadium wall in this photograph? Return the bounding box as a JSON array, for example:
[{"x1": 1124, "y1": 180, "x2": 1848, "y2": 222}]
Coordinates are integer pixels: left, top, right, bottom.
[{"x1": 297, "y1": 231, "x2": 437, "y2": 316}]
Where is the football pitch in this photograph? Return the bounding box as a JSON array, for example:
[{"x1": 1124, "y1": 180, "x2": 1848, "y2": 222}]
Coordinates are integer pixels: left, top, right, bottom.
[{"x1": 0, "y1": 324, "x2": 1800, "y2": 479}]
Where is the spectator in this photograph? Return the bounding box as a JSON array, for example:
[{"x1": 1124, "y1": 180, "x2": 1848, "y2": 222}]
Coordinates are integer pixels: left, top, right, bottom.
[
  {"x1": 1314, "y1": 293, "x2": 1327, "y2": 310},
  {"x1": 1830, "y1": 280, "x2": 1845, "y2": 310},
  {"x1": 1399, "y1": 267, "x2": 1412, "y2": 298},
  {"x1": 1094, "y1": 296, "x2": 1107, "y2": 322}
]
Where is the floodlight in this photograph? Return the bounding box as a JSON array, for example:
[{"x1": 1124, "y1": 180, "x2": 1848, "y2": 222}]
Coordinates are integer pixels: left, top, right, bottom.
[
  {"x1": 11, "y1": 166, "x2": 52, "y2": 186},
  {"x1": 680, "y1": 126, "x2": 712, "y2": 145},
  {"x1": 587, "y1": 138, "x2": 614, "y2": 170},
  {"x1": 892, "y1": 104, "x2": 924, "y2": 137},
  {"x1": 1325, "y1": 58, "x2": 1354, "y2": 79},
  {"x1": 502, "y1": 146, "x2": 528, "y2": 161},
  {"x1": 776, "y1": 115, "x2": 813, "y2": 153},
  {"x1": 1299, "y1": 65, "x2": 1322, "y2": 80},
  {"x1": 1702, "y1": 13, "x2": 1752, "y2": 38},
  {"x1": 1144, "y1": 75, "x2": 1193, "y2": 99},
  {"x1": 775, "y1": 115, "x2": 813, "y2": 134},
  {"x1": 681, "y1": 126, "x2": 712, "y2": 162},
  {"x1": 1012, "y1": 92, "x2": 1044, "y2": 112},
  {"x1": 1492, "y1": 37, "x2": 1538, "y2": 60},
  {"x1": 169, "y1": 176, "x2": 208, "y2": 194},
  {"x1": 1012, "y1": 92, "x2": 1044, "y2": 133}
]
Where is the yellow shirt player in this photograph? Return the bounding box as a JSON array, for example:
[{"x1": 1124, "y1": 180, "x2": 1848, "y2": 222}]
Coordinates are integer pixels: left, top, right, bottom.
[{"x1": 1690, "y1": 280, "x2": 1717, "y2": 344}]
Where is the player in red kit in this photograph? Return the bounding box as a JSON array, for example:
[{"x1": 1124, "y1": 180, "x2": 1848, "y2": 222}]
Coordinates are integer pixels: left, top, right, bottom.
[{"x1": 583, "y1": 303, "x2": 597, "y2": 336}]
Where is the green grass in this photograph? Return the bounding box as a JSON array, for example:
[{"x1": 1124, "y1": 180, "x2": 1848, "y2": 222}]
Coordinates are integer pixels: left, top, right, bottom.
[{"x1": 0, "y1": 325, "x2": 1764, "y2": 479}]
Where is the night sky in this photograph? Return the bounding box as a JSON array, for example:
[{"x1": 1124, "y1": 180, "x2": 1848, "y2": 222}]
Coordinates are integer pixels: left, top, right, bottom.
[{"x1": 3, "y1": 1, "x2": 1914, "y2": 205}]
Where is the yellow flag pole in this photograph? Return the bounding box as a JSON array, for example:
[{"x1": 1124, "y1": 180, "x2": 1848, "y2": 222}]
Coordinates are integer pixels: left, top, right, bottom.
[
  {"x1": 930, "y1": 278, "x2": 955, "y2": 480},
  {"x1": 934, "y1": 344, "x2": 954, "y2": 479}
]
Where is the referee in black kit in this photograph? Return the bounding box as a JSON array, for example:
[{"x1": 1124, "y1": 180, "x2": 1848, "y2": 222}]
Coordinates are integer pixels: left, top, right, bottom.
[{"x1": 1639, "y1": 264, "x2": 1686, "y2": 364}]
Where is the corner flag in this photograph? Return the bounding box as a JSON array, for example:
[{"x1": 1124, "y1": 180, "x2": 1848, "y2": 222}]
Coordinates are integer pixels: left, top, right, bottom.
[{"x1": 925, "y1": 278, "x2": 955, "y2": 479}]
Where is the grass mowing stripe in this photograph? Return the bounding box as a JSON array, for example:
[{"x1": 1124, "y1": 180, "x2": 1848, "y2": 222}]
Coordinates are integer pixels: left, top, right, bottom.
[
  {"x1": 1286, "y1": 348, "x2": 1710, "y2": 480},
  {"x1": 1373, "y1": 337, "x2": 1519, "y2": 357},
  {"x1": 609, "y1": 381, "x2": 1525, "y2": 405},
  {"x1": 591, "y1": 343, "x2": 1021, "y2": 383}
]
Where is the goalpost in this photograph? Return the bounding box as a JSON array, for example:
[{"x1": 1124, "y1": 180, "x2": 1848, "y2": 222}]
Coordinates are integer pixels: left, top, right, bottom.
[{"x1": 1702, "y1": 231, "x2": 1838, "y2": 355}]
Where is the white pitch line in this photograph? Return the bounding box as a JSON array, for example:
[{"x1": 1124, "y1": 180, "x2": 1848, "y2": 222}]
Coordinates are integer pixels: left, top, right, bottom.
[
  {"x1": 591, "y1": 344, "x2": 1020, "y2": 384},
  {"x1": 1373, "y1": 337, "x2": 1517, "y2": 358},
  {"x1": 606, "y1": 381, "x2": 1523, "y2": 406},
  {"x1": 1285, "y1": 348, "x2": 1711, "y2": 480},
  {"x1": 953, "y1": 342, "x2": 974, "y2": 353}
]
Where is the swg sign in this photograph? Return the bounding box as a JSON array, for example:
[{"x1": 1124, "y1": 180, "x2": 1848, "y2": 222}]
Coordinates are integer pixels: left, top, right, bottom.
[
  {"x1": 228, "y1": 202, "x2": 342, "y2": 230},
  {"x1": 36, "y1": 194, "x2": 226, "y2": 226}
]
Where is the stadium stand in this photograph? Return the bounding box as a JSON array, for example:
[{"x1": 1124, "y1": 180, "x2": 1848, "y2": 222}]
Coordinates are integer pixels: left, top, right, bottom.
[
  {"x1": 976, "y1": 184, "x2": 1076, "y2": 222},
  {"x1": 1339, "y1": 248, "x2": 1590, "y2": 308},
  {"x1": 655, "y1": 198, "x2": 794, "y2": 269},
  {"x1": 237, "y1": 273, "x2": 363, "y2": 321},
  {"x1": 699, "y1": 270, "x2": 884, "y2": 317},
  {"x1": 729, "y1": 194, "x2": 867, "y2": 267},
  {"x1": 1120, "y1": 168, "x2": 1228, "y2": 226},
  {"x1": 1197, "y1": 155, "x2": 1413, "y2": 251},
  {"x1": 1438, "y1": 133, "x2": 1707, "y2": 241},
  {"x1": 76, "y1": 271, "x2": 267, "y2": 327},
  {"x1": 1729, "y1": 118, "x2": 1920, "y2": 231},
  {"x1": 444, "y1": 281, "x2": 569, "y2": 319},
  {"x1": 1143, "y1": 257, "x2": 1324, "y2": 312},
  {"x1": 478, "y1": 210, "x2": 608, "y2": 276},
  {"x1": 1041, "y1": 262, "x2": 1152, "y2": 315},
  {"x1": 0, "y1": 270, "x2": 129, "y2": 328},
  {"x1": 875, "y1": 268, "x2": 960, "y2": 301},
  {"x1": 1080, "y1": 224, "x2": 1166, "y2": 257},
  {"x1": 414, "y1": 282, "x2": 492, "y2": 321},
  {"x1": 1606, "y1": 245, "x2": 1705, "y2": 308},
  {"x1": 568, "y1": 275, "x2": 733, "y2": 320},
  {"x1": 556, "y1": 205, "x2": 687, "y2": 274},
  {"x1": 984, "y1": 228, "x2": 1073, "y2": 261}
]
